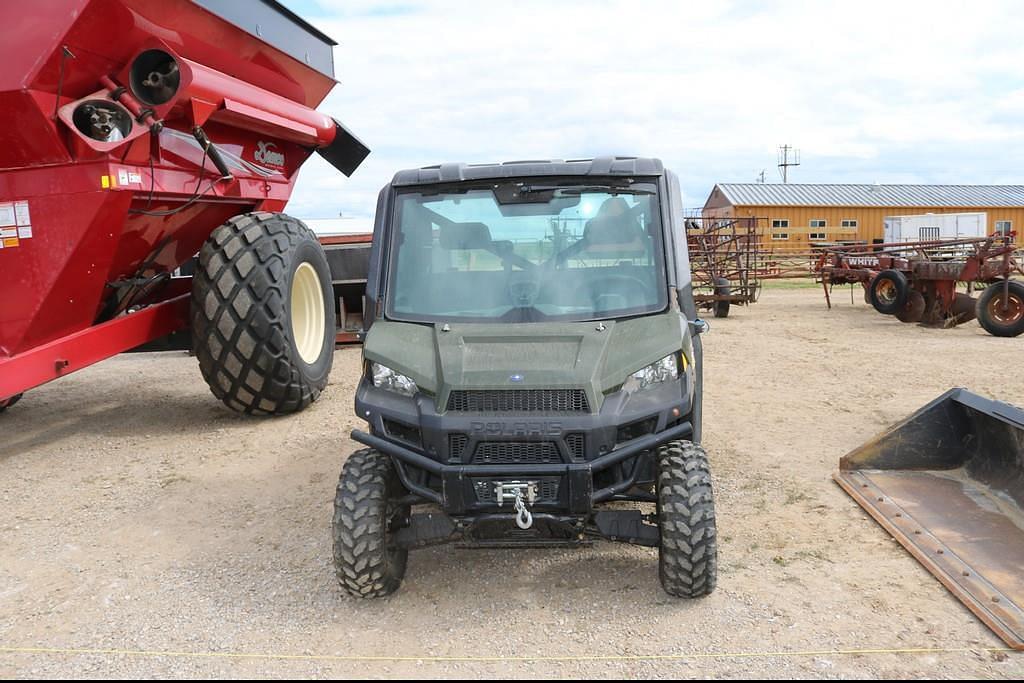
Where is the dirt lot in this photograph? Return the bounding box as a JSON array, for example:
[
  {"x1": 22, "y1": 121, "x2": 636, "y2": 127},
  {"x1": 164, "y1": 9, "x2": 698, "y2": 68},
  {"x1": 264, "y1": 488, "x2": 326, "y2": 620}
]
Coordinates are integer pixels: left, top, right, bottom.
[{"x1": 1, "y1": 287, "x2": 1022, "y2": 679}]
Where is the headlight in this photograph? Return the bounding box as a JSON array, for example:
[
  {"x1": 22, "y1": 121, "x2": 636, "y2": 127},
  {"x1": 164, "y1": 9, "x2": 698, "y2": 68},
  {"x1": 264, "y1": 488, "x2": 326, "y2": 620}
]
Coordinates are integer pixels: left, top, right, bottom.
[
  {"x1": 370, "y1": 362, "x2": 418, "y2": 397},
  {"x1": 625, "y1": 353, "x2": 679, "y2": 392}
]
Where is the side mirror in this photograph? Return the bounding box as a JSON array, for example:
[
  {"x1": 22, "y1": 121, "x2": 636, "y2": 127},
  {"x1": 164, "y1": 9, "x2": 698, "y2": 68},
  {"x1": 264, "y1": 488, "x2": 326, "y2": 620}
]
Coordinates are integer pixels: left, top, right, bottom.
[{"x1": 689, "y1": 318, "x2": 710, "y2": 335}]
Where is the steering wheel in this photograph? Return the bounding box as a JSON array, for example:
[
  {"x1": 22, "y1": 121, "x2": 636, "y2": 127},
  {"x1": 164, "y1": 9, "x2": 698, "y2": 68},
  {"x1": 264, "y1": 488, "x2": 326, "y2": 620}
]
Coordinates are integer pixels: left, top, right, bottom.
[{"x1": 574, "y1": 274, "x2": 652, "y2": 311}]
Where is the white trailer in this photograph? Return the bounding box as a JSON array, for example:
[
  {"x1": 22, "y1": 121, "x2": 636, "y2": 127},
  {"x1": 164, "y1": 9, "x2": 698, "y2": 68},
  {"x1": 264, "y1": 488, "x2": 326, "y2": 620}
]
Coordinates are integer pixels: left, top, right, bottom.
[{"x1": 883, "y1": 212, "x2": 987, "y2": 244}]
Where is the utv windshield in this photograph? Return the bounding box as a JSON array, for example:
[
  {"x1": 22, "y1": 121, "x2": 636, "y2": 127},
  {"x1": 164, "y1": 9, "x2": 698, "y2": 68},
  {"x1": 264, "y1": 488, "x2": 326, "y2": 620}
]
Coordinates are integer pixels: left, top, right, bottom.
[{"x1": 385, "y1": 179, "x2": 668, "y2": 323}]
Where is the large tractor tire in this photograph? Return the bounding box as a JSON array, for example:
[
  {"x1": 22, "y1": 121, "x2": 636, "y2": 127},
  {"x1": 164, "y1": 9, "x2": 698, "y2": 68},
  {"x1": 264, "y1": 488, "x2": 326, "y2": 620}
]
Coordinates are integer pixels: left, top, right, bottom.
[
  {"x1": 712, "y1": 277, "x2": 731, "y2": 318},
  {"x1": 656, "y1": 440, "x2": 717, "y2": 598},
  {"x1": 869, "y1": 269, "x2": 909, "y2": 315},
  {"x1": 0, "y1": 393, "x2": 22, "y2": 413},
  {"x1": 191, "y1": 212, "x2": 335, "y2": 415},
  {"x1": 976, "y1": 280, "x2": 1024, "y2": 337},
  {"x1": 333, "y1": 448, "x2": 410, "y2": 598}
]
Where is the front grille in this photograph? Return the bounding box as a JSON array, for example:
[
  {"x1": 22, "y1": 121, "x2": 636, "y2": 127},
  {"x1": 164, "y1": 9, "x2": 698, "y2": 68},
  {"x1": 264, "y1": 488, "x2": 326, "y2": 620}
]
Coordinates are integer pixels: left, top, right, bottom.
[
  {"x1": 448, "y1": 433, "x2": 468, "y2": 460},
  {"x1": 447, "y1": 389, "x2": 589, "y2": 413},
  {"x1": 473, "y1": 478, "x2": 561, "y2": 504},
  {"x1": 472, "y1": 441, "x2": 561, "y2": 465},
  {"x1": 565, "y1": 432, "x2": 585, "y2": 461}
]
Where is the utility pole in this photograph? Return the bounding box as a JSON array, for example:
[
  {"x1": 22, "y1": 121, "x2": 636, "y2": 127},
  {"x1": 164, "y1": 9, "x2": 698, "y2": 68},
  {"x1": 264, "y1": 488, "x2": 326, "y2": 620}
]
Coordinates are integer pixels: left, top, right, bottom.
[
  {"x1": 777, "y1": 144, "x2": 800, "y2": 183},
  {"x1": 756, "y1": 169, "x2": 766, "y2": 184}
]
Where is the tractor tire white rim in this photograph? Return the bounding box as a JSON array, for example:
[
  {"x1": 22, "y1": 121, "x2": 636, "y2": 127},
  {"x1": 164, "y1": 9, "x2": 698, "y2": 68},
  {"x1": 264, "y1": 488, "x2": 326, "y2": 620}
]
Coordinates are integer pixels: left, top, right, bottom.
[{"x1": 291, "y1": 261, "x2": 326, "y2": 365}]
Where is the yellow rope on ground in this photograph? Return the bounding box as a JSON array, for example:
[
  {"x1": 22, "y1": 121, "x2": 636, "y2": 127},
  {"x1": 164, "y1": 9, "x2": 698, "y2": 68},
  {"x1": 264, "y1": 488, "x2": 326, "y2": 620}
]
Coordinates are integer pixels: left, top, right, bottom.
[{"x1": 0, "y1": 644, "x2": 1015, "y2": 664}]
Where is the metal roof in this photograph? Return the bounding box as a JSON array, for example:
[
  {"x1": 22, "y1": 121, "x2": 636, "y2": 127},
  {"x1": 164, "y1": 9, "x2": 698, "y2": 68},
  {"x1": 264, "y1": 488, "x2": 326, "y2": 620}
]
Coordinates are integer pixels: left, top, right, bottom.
[
  {"x1": 711, "y1": 183, "x2": 1024, "y2": 208},
  {"x1": 392, "y1": 156, "x2": 664, "y2": 186}
]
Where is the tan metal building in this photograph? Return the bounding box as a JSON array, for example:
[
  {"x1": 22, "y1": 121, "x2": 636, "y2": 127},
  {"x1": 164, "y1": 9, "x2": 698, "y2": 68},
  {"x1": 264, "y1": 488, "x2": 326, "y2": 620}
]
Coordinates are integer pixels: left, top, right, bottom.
[{"x1": 702, "y1": 184, "x2": 1024, "y2": 249}]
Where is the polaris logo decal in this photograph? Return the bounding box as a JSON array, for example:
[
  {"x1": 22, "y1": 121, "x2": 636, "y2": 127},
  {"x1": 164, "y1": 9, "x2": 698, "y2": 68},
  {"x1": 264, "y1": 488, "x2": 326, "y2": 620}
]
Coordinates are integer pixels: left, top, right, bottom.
[
  {"x1": 254, "y1": 141, "x2": 285, "y2": 168},
  {"x1": 470, "y1": 421, "x2": 562, "y2": 437}
]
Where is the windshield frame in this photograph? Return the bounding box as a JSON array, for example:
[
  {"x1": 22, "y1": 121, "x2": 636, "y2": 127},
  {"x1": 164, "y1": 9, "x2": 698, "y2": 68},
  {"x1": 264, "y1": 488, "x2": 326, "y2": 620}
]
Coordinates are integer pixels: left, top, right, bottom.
[{"x1": 381, "y1": 176, "x2": 671, "y2": 325}]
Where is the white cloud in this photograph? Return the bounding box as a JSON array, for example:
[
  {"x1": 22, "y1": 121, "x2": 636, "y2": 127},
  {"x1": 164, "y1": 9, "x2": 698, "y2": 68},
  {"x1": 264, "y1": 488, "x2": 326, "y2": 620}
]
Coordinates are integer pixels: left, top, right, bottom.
[{"x1": 285, "y1": 0, "x2": 1024, "y2": 216}]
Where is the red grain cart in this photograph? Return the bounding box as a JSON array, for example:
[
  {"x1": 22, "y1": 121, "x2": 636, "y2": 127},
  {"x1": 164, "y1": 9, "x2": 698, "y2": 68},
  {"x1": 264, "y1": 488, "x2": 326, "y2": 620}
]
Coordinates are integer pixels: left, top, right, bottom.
[
  {"x1": 0, "y1": 0, "x2": 370, "y2": 415},
  {"x1": 816, "y1": 235, "x2": 1024, "y2": 337}
]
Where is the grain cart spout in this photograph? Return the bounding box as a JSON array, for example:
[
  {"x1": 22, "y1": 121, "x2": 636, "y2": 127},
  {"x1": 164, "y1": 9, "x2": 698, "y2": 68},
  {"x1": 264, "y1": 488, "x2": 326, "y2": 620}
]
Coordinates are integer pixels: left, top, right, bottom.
[{"x1": 835, "y1": 389, "x2": 1024, "y2": 650}]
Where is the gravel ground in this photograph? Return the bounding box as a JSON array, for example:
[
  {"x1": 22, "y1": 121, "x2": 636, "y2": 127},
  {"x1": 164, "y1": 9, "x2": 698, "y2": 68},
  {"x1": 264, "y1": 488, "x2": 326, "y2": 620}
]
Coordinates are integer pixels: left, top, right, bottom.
[{"x1": 1, "y1": 287, "x2": 1022, "y2": 679}]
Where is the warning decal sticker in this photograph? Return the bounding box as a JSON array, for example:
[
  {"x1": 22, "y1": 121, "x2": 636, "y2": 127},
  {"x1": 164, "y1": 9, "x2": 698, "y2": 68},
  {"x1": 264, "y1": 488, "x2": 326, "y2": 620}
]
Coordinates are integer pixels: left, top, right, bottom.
[
  {"x1": 117, "y1": 168, "x2": 142, "y2": 185},
  {"x1": 0, "y1": 200, "x2": 32, "y2": 249}
]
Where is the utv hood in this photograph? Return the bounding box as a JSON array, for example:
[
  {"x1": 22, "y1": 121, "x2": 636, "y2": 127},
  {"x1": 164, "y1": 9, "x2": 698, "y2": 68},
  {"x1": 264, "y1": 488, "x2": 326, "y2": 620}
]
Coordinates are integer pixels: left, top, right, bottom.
[{"x1": 362, "y1": 310, "x2": 686, "y2": 412}]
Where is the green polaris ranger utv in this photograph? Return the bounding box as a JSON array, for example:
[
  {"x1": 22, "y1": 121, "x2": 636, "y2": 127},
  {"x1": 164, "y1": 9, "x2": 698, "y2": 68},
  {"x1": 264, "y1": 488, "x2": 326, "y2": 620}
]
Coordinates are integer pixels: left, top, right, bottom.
[{"x1": 333, "y1": 157, "x2": 715, "y2": 598}]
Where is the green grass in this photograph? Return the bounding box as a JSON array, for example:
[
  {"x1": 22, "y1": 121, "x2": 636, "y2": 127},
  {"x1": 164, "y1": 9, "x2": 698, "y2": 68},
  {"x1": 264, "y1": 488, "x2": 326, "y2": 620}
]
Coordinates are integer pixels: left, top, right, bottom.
[{"x1": 759, "y1": 278, "x2": 824, "y2": 290}]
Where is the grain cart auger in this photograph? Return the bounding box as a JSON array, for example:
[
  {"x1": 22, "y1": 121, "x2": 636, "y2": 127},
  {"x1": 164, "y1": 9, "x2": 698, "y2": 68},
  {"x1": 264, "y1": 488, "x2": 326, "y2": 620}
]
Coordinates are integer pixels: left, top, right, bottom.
[
  {"x1": 835, "y1": 389, "x2": 1024, "y2": 650},
  {"x1": 0, "y1": 0, "x2": 369, "y2": 415}
]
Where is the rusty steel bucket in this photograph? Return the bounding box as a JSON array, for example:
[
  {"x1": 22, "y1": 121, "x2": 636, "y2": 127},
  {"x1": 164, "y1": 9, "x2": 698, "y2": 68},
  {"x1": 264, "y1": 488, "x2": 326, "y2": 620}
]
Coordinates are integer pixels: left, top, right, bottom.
[{"x1": 834, "y1": 388, "x2": 1024, "y2": 650}]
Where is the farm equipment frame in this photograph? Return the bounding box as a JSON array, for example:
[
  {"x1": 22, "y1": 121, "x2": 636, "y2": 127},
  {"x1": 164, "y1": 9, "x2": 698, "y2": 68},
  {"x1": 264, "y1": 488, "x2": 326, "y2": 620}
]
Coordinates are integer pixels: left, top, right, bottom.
[{"x1": 685, "y1": 216, "x2": 765, "y2": 318}]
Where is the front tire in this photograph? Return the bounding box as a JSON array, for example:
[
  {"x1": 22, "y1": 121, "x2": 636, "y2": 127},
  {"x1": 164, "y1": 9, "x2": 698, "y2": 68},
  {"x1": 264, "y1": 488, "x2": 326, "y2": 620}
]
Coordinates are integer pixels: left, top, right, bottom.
[
  {"x1": 657, "y1": 440, "x2": 717, "y2": 598},
  {"x1": 191, "y1": 212, "x2": 335, "y2": 415},
  {"x1": 333, "y1": 448, "x2": 409, "y2": 598}
]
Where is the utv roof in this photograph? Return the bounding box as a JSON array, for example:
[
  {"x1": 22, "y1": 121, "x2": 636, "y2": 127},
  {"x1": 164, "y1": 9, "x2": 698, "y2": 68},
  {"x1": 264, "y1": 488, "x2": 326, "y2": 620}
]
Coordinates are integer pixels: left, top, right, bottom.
[{"x1": 391, "y1": 156, "x2": 664, "y2": 187}]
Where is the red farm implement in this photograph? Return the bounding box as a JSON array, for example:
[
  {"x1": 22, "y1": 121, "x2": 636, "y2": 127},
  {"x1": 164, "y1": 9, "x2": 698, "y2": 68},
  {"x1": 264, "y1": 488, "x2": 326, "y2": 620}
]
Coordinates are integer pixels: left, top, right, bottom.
[
  {"x1": 685, "y1": 217, "x2": 765, "y2": 318},
  {"x1": 816, "y1": 235, "x2": 1024, "y2": 337},
  {"x1": 0, "y1": 0, "x2": 369, "y2": 415}
]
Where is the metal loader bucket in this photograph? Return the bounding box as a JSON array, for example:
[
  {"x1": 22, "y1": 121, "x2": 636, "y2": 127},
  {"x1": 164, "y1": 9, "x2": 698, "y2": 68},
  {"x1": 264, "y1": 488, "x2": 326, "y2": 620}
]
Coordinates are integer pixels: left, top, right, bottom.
[{"x1": 834, "y1": 388, "x2": 1024, "y2": 649}]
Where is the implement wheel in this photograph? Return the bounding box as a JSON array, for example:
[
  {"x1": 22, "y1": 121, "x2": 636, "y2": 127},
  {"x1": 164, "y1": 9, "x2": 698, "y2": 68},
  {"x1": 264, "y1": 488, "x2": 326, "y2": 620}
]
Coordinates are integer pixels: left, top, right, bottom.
[
  {"x1": 869, "y1": 270, "x2": 909, "y2": 315},
  {"x1": 191, "y1": 212, "x2": 335, "y2": 415},
  {"x1": 976, "y1": 280, "x2": 1024, "y2": 337},
  {"x1": 656, "y1": 440, "x2": 717, "y2": 598},
  {"x1": 713, "y1": 277, "x2": 731, "y2": 318}
]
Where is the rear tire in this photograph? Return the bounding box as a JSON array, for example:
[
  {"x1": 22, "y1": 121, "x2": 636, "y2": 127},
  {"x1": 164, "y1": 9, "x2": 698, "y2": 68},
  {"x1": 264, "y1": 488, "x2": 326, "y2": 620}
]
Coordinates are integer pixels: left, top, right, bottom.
[
  {"x1": 976, "y1": 280, "x2": 1024, "y2": 337},
  {"x1": 0, "y1": 393, "x2": 22, "y2": 413},
  {"x1": 657, "y1": 440, "x2": 717, "y2": 598},
  {"x1": 333, "y1": 448, "x2": 409, "y2": 598},
  {"x1": 869, "y1": 270, "x2": 909, "y2": 315},
  {"x1": 191, "y1": 212, "x2": 335, "y2": 415},
  {"x1": 713, "y1": 277, "x2": 731, "y2": 318}
]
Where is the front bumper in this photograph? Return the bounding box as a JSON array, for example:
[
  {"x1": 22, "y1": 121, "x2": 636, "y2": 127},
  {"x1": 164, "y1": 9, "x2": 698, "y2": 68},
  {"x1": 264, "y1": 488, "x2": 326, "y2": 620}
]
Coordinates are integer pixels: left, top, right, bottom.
[
  {"x1": 352, "y1": 422, "x2": 691, "y2": 514},
  {"x1": 352, "y1": 378, "x2": 694, "y2": 515}
]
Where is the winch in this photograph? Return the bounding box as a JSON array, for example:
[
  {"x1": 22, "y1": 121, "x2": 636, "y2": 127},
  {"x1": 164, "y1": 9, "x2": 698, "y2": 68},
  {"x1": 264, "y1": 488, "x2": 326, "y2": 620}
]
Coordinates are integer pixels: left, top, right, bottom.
[{"x1": 493, "y1": 481, "x2": 537, "y2": 529}]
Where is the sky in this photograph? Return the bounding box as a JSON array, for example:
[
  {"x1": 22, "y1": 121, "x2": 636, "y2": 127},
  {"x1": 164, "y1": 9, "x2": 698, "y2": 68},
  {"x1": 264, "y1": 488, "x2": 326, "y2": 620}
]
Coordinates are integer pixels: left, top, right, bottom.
[{"x1": 280, "y1": 0, "x2": 1024, "y2": 220}]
